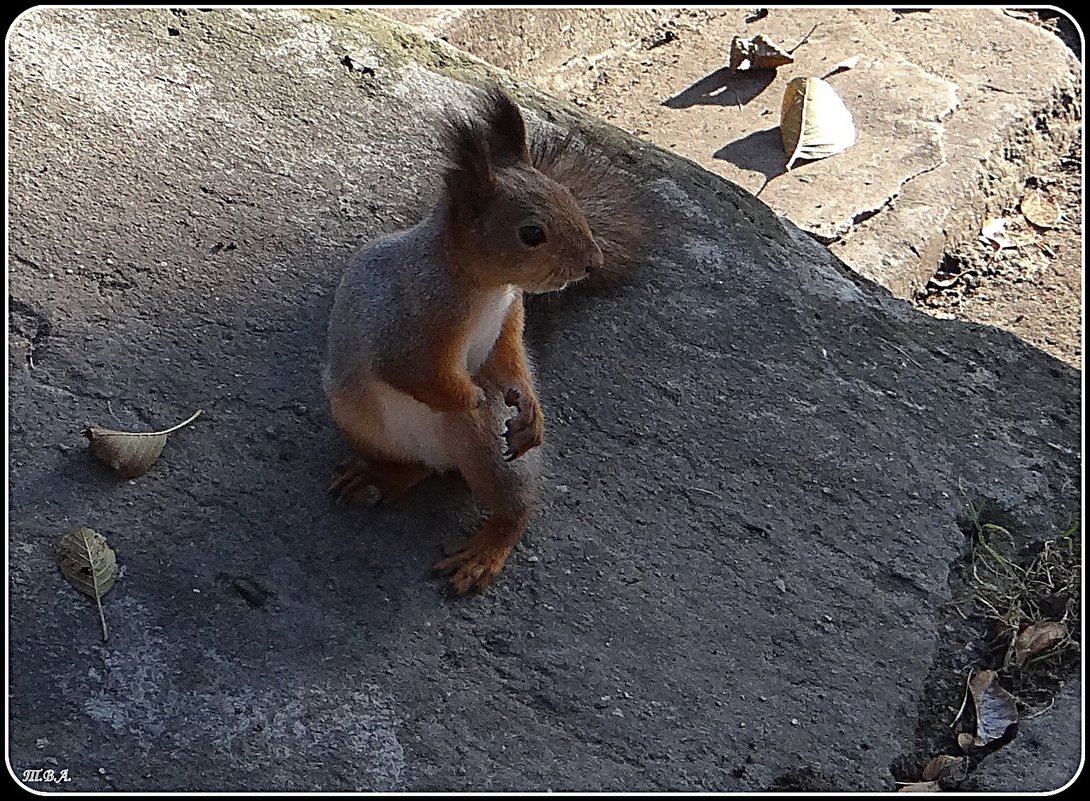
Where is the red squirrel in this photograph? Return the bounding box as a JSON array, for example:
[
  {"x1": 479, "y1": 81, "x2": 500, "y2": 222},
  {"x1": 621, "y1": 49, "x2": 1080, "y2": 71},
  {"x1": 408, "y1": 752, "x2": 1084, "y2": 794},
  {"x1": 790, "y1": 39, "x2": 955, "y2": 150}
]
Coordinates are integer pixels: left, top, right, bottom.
[{"x1": 323, "y1": 86, "x2": 642, "y2": 593}]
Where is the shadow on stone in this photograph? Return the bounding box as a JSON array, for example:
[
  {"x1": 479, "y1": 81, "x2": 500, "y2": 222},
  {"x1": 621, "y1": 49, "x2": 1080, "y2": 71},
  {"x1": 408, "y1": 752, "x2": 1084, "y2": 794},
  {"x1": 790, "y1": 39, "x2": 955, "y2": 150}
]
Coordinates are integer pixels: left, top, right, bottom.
[
  {"x1": 713, "y1": 127, "x2": 787, "y2": 184},
  {"x1": 662, "y1": 66, "x2": 776, "y2": 108}
]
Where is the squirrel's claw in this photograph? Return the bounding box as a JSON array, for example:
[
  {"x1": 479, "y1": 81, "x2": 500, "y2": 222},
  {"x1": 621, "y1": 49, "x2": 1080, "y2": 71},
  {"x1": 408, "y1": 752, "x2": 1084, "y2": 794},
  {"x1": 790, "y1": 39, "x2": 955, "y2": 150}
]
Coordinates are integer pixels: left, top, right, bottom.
[
  {"x1": 328, "y1": 457, "x2": 377, "y2": 505},
  {"x1": 501, "y1": 386, "x2": 543, "y2": 461},
  {"x1": 433, "y1": 545, "x2": 511, "y2": 594},
  {"x1": 329, "y1": 456, "x2": 432, "y2": 506}
]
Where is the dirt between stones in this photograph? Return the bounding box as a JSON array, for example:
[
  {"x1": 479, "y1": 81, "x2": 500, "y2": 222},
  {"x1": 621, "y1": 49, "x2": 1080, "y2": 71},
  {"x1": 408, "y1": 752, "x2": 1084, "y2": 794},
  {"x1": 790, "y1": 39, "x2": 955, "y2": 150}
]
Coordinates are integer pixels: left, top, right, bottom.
[{"x1": 916, "y1": 138, "x2": 1083, "y2": 369}]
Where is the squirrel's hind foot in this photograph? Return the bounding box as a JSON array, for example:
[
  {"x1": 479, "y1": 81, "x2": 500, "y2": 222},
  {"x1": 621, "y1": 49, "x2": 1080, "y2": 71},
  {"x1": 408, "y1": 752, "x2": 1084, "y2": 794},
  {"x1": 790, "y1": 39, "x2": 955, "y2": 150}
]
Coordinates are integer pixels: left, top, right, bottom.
[
  {"x1": 434, "y1": 545, "x2": 513, "y2": 595},
  {"x1": 329, "y1": 456, "x2": 432, "y2": 506},
  {"x1": 432, "y1": 512, "x2": 529, "y2": 594}
]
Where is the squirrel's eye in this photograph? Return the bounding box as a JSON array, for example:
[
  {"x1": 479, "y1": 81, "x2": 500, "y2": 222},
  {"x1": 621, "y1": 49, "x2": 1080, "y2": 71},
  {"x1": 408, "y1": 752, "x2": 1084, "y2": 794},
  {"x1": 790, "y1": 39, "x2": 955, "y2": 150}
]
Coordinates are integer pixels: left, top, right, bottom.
[{"x1": 518, "y1": 225, "x2": 547, "y2": 247}]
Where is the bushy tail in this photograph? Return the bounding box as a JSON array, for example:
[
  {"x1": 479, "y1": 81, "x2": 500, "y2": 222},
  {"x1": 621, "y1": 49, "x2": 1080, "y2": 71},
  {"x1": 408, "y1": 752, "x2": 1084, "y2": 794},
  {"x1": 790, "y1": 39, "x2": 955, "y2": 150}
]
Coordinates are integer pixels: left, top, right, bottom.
[{"x1": 529, "y1": 129, "x2": 645, "y2": 287}]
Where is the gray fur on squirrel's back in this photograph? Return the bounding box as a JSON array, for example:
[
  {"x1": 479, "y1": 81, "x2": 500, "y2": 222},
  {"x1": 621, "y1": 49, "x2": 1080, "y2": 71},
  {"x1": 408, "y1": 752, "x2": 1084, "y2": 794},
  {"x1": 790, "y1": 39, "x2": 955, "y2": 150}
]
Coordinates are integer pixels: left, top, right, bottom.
[{"x1": 323, "y1": 210, "x2": 453, "y2": 395}]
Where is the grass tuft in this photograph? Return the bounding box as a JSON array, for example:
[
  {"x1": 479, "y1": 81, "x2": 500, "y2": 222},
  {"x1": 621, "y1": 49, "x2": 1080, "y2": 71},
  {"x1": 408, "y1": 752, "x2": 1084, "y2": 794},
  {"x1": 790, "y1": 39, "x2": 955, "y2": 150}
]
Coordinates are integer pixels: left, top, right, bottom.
[{"x1": 961, "y1": 494, "x2": 1080, "y2": 712}]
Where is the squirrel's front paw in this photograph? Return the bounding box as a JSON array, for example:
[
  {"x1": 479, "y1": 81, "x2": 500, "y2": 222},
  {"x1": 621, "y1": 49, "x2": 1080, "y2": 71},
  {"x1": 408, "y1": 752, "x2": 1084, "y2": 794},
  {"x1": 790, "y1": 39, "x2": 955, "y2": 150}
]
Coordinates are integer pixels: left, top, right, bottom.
[{"x1": 502, "y1": 387, "x2": 543, "y2": 461}]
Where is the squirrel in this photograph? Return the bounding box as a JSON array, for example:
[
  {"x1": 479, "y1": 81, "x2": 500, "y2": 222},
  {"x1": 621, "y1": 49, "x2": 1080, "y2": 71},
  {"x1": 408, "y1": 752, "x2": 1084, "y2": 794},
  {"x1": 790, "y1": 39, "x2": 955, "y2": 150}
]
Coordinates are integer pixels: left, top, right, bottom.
[{"x1": 322, "y1": 85, "x2": 643, "y2": 594}]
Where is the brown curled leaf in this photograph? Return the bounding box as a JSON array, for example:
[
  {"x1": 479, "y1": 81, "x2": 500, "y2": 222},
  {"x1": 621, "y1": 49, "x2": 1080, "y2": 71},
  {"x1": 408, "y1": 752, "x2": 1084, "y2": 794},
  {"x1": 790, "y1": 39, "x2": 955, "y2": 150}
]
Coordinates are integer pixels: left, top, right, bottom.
[
  {"x1": 729, "y1": 33, "x2": 794, "y2": 71},
  {"x1": 84, "y1": 409, "x2": 202, "y2": 478},
  {"x1": 1012, "y1": 621, "x2": 1068, "y2": 666},
  {"x1": 922, "y1": 754, "x2": 967, "y2": 782},
  {"x1": 57, "y1": 527, "x2": 118, "y2": 641}
]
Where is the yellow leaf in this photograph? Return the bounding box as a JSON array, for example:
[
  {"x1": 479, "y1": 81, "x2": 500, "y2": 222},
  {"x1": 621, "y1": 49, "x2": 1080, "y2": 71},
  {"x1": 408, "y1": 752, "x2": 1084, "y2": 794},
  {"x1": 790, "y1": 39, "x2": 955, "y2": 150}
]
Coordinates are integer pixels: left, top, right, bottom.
[
  {"x1": 1020, "y1": 191, "x2": 1060, "y2": 228},
  {"x1": 780, "y1": 77, "x2": 856, "y2": 170}
]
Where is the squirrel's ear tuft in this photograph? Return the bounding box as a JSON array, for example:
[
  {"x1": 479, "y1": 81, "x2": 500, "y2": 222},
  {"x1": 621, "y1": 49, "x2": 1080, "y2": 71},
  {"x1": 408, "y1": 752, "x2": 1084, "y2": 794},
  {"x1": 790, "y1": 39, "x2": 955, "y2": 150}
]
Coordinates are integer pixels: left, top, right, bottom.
[
  {"x1": 439, "y1": 87, "x2": 532, "y2": 210},
  {"x1": 440, "y1": 108, "x2": 496, "y2": 204},
  {"x1": 477, "y1": 87, "x2": 531, "y2": 167}
]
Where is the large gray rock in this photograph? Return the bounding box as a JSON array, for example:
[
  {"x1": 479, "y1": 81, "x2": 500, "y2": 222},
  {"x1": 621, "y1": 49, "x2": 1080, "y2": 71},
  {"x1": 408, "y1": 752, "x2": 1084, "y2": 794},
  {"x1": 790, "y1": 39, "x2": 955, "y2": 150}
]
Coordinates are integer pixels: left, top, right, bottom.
[{"x1": 7, "y1": 8, "x2": 1080, "y2": 792}]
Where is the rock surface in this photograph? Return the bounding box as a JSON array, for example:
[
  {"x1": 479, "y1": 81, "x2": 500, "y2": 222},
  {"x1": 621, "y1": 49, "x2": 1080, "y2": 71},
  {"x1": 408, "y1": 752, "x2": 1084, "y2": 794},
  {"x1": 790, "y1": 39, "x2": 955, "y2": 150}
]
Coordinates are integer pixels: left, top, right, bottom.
[{"x1": 7, "y1": 8, "x2": 1081, "y2": 792}]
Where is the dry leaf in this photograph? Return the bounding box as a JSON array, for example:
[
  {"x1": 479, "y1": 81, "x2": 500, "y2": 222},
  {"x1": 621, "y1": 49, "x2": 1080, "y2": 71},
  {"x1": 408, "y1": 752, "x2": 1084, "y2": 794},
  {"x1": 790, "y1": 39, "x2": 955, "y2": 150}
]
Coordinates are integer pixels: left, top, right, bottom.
[
  {"x1": 57, "y1": 527, "x2": 118, "y2": 641},
  {"x1": 833, "y1": 54, "x2": 860, "y2": 71},
  {"x1": 968, "y1": 669, "x2": 1018, "y2": 746},
  {"x1": 928, "y1": 270, "x2": 961, "y2": 289},
  {"x1": 922, "y1": 754, "x2": 967, "y2": 781},
  {"x1": 898, "y1": 781, "x2": 940, "y2": 793},
  {"x1": 729, "y1": 33, "x2": 794, "y2": 71},
  {"x1": 84, "y1": 409, "x2": 202, "y2": 478},
  {"x1": 979, "y1": 218, "x2": 1015, "y2": 250},
  {"x1": 1013, "y1": 621, "x2": 1068, "y2": 666},
  {"x1": 824, "y1": 55, "x2": 861, "y2": 77},
  {"x1": 780, "y1": 77, "x2": 856, "y2": 170},
  {"x1": 1020, "y1": 191, "x2": 1060, "y2": 228}
]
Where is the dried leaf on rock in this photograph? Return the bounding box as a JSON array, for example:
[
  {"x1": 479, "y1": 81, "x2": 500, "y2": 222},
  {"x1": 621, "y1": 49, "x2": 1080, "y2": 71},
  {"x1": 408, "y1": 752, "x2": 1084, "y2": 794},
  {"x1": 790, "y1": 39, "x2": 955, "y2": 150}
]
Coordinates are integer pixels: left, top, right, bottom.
[
  {"x1": 780, "y1": 77, "x2": 856, "y2": 170},
  {"x1": 84, "y1": 409, "x2": 202, "y2": 478},
  {"x1": 729, "y1": 33, "x2": 794, "y2": 71},
  {"x1": 824, "y1": 54, "x2": 861, "y2": 77},
  {"x1": 57, "y1": 527, "x2": 118, "y2": 641},
  {"x1": 898, "y1": 781, "x2": 940, "y2": 792},
  {"x1": 979, "y1": 218, "x2": 1015, "y2": 250},
  {"x1": 1020, "y1": 191, "x2": 1060, "y2": 228}
]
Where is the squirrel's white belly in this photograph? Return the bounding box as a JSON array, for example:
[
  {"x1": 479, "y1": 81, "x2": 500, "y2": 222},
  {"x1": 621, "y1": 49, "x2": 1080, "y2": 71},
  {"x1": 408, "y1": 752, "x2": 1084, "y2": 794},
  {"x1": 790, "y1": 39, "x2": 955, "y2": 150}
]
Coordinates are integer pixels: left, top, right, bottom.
[
  {"x1": 357, "y1": 288, "x2": 515, "y2": 470},
  {"x1": 369, "y1": 381, "x2": 453, "y2": 470},
  {"x1": 464, "y1": 286, "x2": 516, "y2": 373}
]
